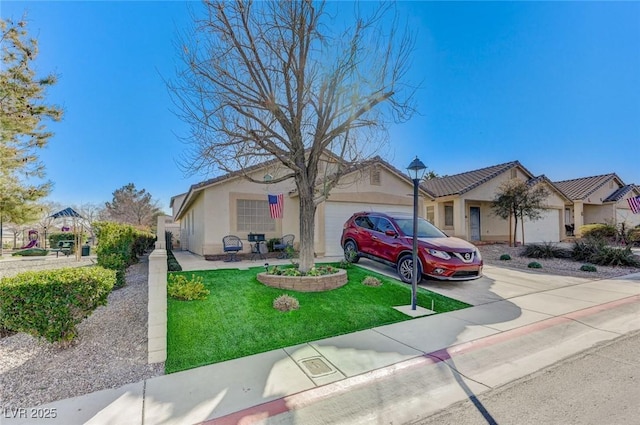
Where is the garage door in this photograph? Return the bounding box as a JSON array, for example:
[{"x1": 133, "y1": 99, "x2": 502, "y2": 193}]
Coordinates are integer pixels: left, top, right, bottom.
[
  {"x1": 324, "y1": 202, "x2": 413, "y2": 256},
  {"x1": 523, "y1": 209, "x2": 560, "y2": 243}
]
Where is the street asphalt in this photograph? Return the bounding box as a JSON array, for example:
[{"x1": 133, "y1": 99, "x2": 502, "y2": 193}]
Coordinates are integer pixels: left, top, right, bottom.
[{"x1": 2, "y1": 251, "x2": 639, "y2": 425}]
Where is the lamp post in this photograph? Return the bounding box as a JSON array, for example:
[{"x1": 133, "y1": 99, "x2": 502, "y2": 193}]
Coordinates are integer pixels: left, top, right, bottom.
[{"x1": 407, "y1": 156, "x2": 426, "y2": 310}]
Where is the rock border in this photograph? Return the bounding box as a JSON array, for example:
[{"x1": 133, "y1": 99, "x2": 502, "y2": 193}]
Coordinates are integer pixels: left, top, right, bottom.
[{"x1": 257, "y1": 269, "x2": 348, "y2": 292}]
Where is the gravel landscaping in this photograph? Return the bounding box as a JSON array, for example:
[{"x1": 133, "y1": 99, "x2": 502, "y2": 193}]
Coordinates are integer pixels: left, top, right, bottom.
[
  {"x1": 0, "y1": 256, "x2": 164, "y2": 408},
  {"x1": 1, "y1": 243, "x2": 638, "y2": 409},
  {"x1": 477, "y1": 243, "x2": 640, "y2": 279}
]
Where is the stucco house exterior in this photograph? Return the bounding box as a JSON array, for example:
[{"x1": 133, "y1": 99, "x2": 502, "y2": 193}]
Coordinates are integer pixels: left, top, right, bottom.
[
  {"x1": 172, "y1": 155, "x2": 431, "y2": 257},
  {"x1": 553, "y1": 174, "x2": 640, "y2": 236},
  {"x1": 421, "y1": 161, "x2": 571, "y2": 244},
  {"x1": 171, "y1": 155, "x2": 639, "y2": 257}
]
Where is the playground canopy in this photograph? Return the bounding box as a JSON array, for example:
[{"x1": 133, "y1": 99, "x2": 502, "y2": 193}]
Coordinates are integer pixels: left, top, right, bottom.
[
  {"x1": 49, "y1": 207, "x2": 85, "y2": 260},
  {"x1": 50, "y1": 207, "x2": 83, "y2": 219}
]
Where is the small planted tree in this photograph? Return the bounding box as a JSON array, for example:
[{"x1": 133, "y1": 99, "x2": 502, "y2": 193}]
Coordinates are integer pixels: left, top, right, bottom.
[{"x1": 491, "y1": 179, "x2": 549, "y2": 247}]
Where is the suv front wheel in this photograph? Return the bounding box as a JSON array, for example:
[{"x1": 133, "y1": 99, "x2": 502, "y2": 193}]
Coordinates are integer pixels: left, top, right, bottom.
[
  {"x1": 397, "y1": 255, "x2": 422, "y2": 284},
  {"x1": 343, "y1": 240, "x2": 360, "y2": 263}
]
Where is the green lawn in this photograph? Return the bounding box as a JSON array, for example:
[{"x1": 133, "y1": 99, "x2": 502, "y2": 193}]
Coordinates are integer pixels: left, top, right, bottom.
[{"x1": 166, "y1": 265, "x2": 470, "y2": 373}]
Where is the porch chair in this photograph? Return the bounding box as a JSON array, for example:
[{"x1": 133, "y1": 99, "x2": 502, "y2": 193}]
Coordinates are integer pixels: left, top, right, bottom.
[
  {"x1": 222, "y1": 235, "x2": 243, "y2": 262},
  {"x1": 565, "y1": 224, "x2": 575, "y2": 237},
  {"x1": 273, "y1": 234, "x2": 295, "y2": 259}
]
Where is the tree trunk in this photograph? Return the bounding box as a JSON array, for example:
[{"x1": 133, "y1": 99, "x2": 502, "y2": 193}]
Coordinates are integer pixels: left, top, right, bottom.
[
  {"x1": 297, "y1": 188, "x2": 317, "y2": 274},
  {"x1": 521, "y1": 217, "x2": 525, "y2": 246},
  {"x1": 508, "y1": 214, "x2": 513, "y2": 247},
  {"x1": 513, "y1": 216, "x2": 519, "y2": 247}
]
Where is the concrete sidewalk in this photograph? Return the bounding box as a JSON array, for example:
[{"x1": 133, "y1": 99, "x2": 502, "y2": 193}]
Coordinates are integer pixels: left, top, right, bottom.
[{"x1": 4, "y1": 253, "x2": 639, "y2": 425}]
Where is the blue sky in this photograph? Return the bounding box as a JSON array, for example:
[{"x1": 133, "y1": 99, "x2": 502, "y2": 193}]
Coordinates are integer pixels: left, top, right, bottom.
[{"x1": 3, "y1": 1, "x2": 639, "y2": 213}]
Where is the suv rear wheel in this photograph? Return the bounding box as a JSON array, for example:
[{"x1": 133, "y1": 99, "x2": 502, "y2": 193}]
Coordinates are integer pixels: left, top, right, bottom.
[
  {"x1": 343, "y1": 240, "x2": 360, "y2": 263},
  {"x1": 397, "y1": 255, "x2": 422, "y2": 284}
]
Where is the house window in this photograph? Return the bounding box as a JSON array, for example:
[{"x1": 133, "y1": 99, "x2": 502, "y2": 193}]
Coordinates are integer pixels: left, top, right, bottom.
[
  {"x1": 444, "y1": 205, "x2": 454, "y2": 227},
  {"x1": 510, "y1": 169, "x2": 517, "y2": 179},
  {"x1": 370, "y1": 168, "x2": 381, "y2": 186},
  {"x1": 426, "y1": 206, "x2": 435, "y2": 224},
  {"x1": 237, "y1": 199, "x2": 276, "y2": 232}
]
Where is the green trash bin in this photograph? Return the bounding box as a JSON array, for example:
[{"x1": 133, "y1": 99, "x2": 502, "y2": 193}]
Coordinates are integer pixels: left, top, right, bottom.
[{"x1": 81, "y1": 244, "x2": 90, "y2": 256}]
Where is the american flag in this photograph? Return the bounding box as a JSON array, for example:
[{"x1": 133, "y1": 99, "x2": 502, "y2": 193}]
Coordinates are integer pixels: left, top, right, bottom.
[
  {"x1": 268, "y1": 194, "x2": 283, "y2": 219},
  {"x1": 628, "y1": 195, "x2": 640, "y2": 214}
]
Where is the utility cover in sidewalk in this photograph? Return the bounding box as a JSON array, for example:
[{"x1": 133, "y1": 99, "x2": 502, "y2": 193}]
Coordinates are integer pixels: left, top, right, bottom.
[{"x1": 300, "y1": 357, "x2": 334, "y2": 377}]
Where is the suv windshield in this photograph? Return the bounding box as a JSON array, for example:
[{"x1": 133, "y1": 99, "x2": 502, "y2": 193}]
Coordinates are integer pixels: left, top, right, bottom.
[{"x1": 394, "y1": 217, "x2": 446, "y2": 238}]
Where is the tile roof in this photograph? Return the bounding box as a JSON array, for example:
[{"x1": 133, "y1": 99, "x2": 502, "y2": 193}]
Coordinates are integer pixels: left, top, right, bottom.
[
  {"x1": 175, "y1": 152, "x2": 428, "y2": 219},
  {"x1": 552, "y1": 173, "x2": 622, "y2": 200},
  {"x1": 603, "y1": 184, "x2": 638, "y2": 203},
  {"x1": 421, "y1": 161, "x2": 530, "y2": 197}
]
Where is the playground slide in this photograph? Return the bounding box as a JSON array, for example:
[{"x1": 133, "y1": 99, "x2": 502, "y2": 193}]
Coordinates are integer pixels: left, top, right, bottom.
[{"x1": 20, "y1": 239, "x2": 38, "y2": 249}]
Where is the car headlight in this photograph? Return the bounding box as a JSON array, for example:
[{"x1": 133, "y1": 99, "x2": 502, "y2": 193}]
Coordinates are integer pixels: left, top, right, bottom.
[
  {"x1": 427, "y1": 248, "x2": 451, "y2": 260},
  {"x1": 475, "y1": 249, "x2": 482, "y2": 261}
]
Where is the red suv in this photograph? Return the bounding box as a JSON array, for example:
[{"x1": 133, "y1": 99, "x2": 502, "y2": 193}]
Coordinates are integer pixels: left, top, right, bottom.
[{"x1": 341, "y1": 211, "x2": 482, "y2": 283}]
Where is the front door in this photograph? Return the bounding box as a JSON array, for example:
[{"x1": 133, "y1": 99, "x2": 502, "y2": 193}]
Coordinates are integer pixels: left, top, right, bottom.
[{"x1": 470, "y1": 207, "x2": 481, "y2": 241}]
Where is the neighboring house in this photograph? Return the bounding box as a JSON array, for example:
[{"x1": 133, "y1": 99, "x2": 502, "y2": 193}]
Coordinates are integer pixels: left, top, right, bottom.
[
  {"x1": 158, "y1": 214, "x2": 181, "y2": 249},
  {"x1": 421, "y1": 161, "x2": 570, "y2": 244},
  {"x1": 173, "y1": 155, "x2": 431, "y2": 257},
  {"x1": 553, "y1": 174, "x2": 640, "y2": 236}
]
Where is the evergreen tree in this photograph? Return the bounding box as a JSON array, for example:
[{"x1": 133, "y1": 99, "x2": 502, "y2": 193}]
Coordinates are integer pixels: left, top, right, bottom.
[{"x1": 0, "y1": 17, "x2": 62, "y2": 254}]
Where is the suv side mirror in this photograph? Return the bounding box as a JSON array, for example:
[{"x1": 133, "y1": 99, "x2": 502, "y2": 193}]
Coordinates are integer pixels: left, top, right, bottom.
[{"x1": 385, "y1": 229, "x2": 397, "y2": 237}]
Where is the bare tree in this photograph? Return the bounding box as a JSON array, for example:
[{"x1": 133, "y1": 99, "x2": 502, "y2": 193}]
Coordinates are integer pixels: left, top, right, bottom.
[
  {"x1": 492, "y1": 179, "x2": 549, "y2": 247},
  {"x1": 104, "y1": 183, "x2": 163, "y2": 229},
  {"x1": 169, "y1": 0, "x2": 416, "y2": 272}
]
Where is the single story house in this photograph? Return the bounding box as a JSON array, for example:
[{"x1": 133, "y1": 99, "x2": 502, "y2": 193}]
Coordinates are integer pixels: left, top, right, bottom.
[
  {"x1": 421, "y1": 161, "x2": 571, "y2": 244},
  {"x1": 171, "y1": 155, "x2": 639, "y2": 256},
  {"x1": 172, "y1": 155, "x2": 431, "y2": 257},
  {"x1": 553, "y1": 174, "x2": 640, "y2": 236}
]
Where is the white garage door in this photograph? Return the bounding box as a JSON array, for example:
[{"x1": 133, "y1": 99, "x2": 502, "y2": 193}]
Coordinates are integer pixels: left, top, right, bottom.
[
  {"x1": 324, "y1": 202, "x2": 413, "y2": 256},
  {"x1": 523, "y1": 209, "x2": 560, "y2": 243}
]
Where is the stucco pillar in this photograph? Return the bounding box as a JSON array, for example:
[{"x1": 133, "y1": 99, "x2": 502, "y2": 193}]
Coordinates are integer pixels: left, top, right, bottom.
[
  {"x1": 148, "y1": 248, "x2": 167, "y2": 364},
  {"x1": 453, "y1": 198, "x2": 466, "y2": 239},
  {"x1": 156, "y1": 215, "x2": 166, "y2": 249},
  {"x1": 573, "y1": 201, "x2": 584, "y2": 237}
]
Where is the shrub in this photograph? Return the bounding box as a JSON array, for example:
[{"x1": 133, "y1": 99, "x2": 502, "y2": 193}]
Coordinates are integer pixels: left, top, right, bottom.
[
  {"x1": 527, "y1": 261, "x2": 542, "y2": 269},
  {"x1": 362, "y1": 276, "x2": 382, "y2": 287},
  {"x1": 337, "y1": 259, "x2": 352, "y2": 269},
  {"x1": 572, "y1": 238, "x2": 606, "y2": 262},
  {"x1": 523, "y1": 242, "x2": 571, "y2": 259},
  {"x1": 266, "y1": 238, "x2": 281, "y2": 252},
  {"x1": 167, "y1": 249, "x2": 182, "y2": 272},
  {"x1": 580, "y1": 223, "x2": 617, "y2": 240},
  {"x1": 48, "y1": 232, "x2": 80, "y2": 250},
  {"x1": 628, "y1": 227, "x2": 640, "y2": 245},
  {"x1": 167, "y1": 274, "x2": 209, "y2": 301},
  {"x1": 12, "y1": 248, "x2": 49, "y2": 257},
  {"x1": 0, "y1": 267, "x2": 116, "y2": 343},
  {"x1": 273, "y1": 294, "x2": 299, "y2": 312},
  {"x1": 580, "y1": 264, "x2": 597, "y2": 272},
  {"x1": 280, "y1": 267, "x2": 303, "y2": 277},
  {"x1": 499, "y1": 254, "x2": 511, "y2": 261},
  {"x1": 97, "y1": 253, "x2": 127, "y2": 289},
  {"x1": 93, "y1": 222, "x2": 154, "y2": 288},
  {"x1": 590, "y1": 246, "x2": 640, "y2": 267},
  {"x1": 267, "y1": 264, "x2": 337, "y2": 276},
  {"x1": 573, "y1": 238, "x2": 640, "y2": 267}
]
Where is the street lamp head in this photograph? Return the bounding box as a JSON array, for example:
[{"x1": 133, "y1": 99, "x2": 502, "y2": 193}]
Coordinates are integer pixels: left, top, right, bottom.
[{"x1": 407, "y1": 156, "x2": 427, "y2": 181}]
